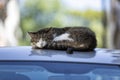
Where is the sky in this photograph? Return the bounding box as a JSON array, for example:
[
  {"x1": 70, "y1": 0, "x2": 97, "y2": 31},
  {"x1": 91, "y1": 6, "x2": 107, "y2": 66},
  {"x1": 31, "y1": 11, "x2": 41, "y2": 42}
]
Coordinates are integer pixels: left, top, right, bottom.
[
  {"x1": 19, "y1": 0, "x2": 103, "y2": 11},
  {"x1": 62, "y1": 0, "x2": 103, "y2": 11}
]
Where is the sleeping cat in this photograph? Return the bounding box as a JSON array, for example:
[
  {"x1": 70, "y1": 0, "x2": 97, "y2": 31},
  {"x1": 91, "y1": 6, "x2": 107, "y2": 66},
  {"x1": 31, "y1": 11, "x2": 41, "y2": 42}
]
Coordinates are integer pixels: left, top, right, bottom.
[{"x1": 28, "y1": 27, "x2": 97, "y2": 54}]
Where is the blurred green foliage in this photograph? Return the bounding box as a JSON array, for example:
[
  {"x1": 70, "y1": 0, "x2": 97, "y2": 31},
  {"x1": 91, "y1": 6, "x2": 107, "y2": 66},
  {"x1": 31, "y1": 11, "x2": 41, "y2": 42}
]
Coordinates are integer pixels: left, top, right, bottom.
[{"x1": 20, "y1": 0, "x2": 104, "y2": 48}]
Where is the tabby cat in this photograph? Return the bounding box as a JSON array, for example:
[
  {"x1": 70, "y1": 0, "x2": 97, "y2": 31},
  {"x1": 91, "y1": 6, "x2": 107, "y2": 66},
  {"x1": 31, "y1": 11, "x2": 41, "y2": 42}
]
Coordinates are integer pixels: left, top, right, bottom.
[{"x1": 28, "y1": 27, "x2": 97, "y2": 54}]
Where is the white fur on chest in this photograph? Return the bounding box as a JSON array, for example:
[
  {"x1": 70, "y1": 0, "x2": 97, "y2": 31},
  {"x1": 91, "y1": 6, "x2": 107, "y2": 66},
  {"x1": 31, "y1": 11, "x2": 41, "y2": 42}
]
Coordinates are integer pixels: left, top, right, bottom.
[
  {"x1": 36, "y1": 38, "x2": 47, "y2": 48},
  {"x1": 53, "y1": 33, "x2": 74, "y2": 41}
]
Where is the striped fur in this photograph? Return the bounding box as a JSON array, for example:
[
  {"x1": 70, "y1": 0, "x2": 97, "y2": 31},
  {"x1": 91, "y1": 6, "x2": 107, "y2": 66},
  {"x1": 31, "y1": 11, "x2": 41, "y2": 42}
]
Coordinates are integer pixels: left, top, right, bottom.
[{"x1": 28, "y1": 27, "x2": 97, "y2": 53}]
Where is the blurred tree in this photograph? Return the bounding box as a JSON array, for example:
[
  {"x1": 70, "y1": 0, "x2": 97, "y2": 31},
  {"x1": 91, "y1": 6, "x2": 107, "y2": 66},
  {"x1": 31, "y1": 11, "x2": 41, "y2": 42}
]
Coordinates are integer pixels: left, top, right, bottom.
[
  {"x1": 106, "y1": 0, "x2": 120, "y2": 49},
  {"x1": 65, "y1": 9, "x2": 102, "y2": 26},
  {"x1": 0, "y1": 0, "x2": 8, "y2": 46},
  {"x1": 21, "y1": 0, "x2": 62, "y2": 31},
  {"x1": 20, "y1": 0, "x2": 103, "y2": 48},
  {"x1": 0, "y1": 0, "x2": 8, "y2": 23},
  {"x1": 20, "y1": 0, "x2": 64, "y2": 45},
  {"x1": 0, "y1": 0, "x2": 20, "y2": 46}
]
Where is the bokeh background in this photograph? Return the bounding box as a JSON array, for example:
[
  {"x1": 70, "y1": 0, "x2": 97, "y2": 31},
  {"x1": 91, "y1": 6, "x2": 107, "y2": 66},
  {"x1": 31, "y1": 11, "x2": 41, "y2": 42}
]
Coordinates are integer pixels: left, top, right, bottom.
[{"x1": 0, "y1": 0, "x2": 120, "y2": 49}]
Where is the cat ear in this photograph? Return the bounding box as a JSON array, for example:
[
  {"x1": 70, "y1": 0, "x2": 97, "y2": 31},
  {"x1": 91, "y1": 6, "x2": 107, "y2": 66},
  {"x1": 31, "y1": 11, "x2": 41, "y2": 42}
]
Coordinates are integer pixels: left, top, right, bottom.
[{"x1": 28, "y1": 32, "x2": 36, "y2": 38}]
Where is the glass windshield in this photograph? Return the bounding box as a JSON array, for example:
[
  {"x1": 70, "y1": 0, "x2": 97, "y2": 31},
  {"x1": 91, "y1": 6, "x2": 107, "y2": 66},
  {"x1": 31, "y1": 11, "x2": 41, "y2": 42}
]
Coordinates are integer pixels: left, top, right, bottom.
[{"x1": 0, "y1": 62, "x2": 120, "y2": 80}]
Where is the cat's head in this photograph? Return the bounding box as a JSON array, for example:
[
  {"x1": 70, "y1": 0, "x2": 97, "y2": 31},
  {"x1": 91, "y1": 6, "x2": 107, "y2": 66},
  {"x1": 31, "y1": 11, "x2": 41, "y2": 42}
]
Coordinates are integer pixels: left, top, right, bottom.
[{"x1": 28, "y1": 28, "x2": 52, "y2": 48}]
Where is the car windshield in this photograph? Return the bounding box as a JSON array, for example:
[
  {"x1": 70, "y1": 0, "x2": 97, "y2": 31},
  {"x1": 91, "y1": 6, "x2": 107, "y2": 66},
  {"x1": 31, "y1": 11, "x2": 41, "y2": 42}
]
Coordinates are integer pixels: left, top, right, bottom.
[{"x1": 0, "y1": 62, "x2": 120, "y2": 80}]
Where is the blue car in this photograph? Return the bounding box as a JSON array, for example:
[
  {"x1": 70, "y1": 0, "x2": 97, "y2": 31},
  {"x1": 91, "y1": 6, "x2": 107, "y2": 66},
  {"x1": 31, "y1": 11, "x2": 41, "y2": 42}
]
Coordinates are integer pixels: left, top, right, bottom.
[{"x1": 0, "y1": 46, "x2": 120, "y2": 80}]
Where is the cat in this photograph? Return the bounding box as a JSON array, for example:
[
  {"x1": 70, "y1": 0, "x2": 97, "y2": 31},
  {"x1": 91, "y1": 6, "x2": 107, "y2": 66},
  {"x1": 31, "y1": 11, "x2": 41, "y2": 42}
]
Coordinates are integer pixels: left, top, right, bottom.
[{"x1": 28, "y1": 27, "x2": 97, "y2": 54}]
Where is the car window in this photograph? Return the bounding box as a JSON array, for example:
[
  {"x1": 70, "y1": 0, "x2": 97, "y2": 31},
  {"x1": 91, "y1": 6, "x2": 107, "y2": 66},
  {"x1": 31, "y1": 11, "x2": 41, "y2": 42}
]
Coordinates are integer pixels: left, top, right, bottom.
[{"x1": 0, "y1": 62, "x2": 120, "y2": 80}]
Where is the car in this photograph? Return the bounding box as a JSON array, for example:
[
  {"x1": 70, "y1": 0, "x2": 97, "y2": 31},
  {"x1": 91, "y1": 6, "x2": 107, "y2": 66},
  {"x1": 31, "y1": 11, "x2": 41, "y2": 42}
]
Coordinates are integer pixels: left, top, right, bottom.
[{"x1": 0, "y1": 46, "x2": 120, "y2": 80}]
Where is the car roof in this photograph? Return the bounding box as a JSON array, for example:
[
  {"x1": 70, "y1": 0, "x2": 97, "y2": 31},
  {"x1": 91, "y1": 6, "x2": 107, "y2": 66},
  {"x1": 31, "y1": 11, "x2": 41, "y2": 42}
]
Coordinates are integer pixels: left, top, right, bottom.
[{"x1": 0, "y1": 46, "x2": 120, "y2": 65}]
